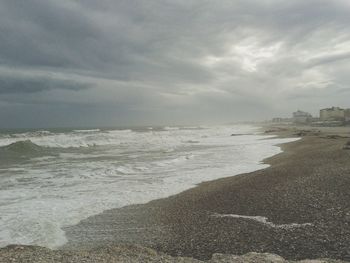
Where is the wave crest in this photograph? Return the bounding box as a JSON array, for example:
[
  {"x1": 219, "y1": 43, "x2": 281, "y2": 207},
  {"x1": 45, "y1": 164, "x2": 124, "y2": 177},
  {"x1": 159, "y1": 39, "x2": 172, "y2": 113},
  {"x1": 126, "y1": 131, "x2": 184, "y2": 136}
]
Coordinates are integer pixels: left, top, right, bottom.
[{"x1": 1, "y1": 140, "x2": 45, "y2": 154}]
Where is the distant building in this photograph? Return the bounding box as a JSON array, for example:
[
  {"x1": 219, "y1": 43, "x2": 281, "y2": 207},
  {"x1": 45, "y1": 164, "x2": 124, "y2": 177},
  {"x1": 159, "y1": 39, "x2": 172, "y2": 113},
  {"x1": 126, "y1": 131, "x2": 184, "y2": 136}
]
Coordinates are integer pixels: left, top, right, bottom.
[
  {"x1": 272, "y1": 118, "x2": 283, "y2": 123},
  {"x1": 293, "y1": 110, "x2": 312, "y2": 124},
  {"x1": 345, "y1": 109, "x2": 350, "y2": 123},
  {"x1": 320, "y1": 107, "x2": 345, "y2": 121},
  {"x1": 272, "y1": 117, "x2": 292, "y2": 123}
]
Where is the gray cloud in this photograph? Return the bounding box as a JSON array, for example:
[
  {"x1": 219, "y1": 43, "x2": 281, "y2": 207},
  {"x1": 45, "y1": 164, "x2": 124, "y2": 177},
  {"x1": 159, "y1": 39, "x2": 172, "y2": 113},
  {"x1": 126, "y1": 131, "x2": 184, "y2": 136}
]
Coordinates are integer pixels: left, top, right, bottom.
[
  {"x1": 0, "y1": 0, "x2": 350, "y2": 127},
  {"x1": 0, "y1": 75, "x2": 89, "y2": 94},
  {"x1": 307, "y1": 51, "x2": 350, "y2": 68}
]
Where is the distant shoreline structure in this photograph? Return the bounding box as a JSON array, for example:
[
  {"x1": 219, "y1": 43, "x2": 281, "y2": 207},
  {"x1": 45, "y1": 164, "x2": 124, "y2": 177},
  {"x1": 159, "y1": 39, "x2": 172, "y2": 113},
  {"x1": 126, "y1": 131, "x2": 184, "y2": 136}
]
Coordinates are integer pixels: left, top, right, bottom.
[{"x1": 271, "y1": 106, "x2": 350, "y2": 126}]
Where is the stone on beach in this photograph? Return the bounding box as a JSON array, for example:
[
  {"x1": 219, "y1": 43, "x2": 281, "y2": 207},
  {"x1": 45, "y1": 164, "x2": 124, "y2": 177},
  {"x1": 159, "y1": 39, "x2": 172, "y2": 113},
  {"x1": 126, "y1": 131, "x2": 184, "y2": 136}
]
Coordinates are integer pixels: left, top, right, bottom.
[{"x1": 0, "y1": 245, "x2": 346, "y2": 263}]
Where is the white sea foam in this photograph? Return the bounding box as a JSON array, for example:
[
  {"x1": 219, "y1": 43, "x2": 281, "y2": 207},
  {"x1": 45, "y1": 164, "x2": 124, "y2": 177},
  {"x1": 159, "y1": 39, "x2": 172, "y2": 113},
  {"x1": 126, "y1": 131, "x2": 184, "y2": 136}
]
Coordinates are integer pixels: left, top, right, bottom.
[
  {"x1": 0, "y1": 125, "x2": 298, "y2": 249},
  {"x1": 0, "y1": 129, "x2": 134, "y2": 148},
  {"x1": 211, "y1": 213, "x2": 313, "y2": 229},
  {"x1": 163, "y1": 126, "x2": 180, "y2": 130},
  {"x1": 73, "y1": 129, "x2": 101, "y2": 133}
]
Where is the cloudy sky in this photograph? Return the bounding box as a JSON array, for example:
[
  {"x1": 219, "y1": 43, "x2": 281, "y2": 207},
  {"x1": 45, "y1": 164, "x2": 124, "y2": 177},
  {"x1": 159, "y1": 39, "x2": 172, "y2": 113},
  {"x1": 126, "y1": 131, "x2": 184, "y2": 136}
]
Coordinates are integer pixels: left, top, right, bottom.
[{"x1": 1, "y1": 0, "x2": 350, "y2": 128}]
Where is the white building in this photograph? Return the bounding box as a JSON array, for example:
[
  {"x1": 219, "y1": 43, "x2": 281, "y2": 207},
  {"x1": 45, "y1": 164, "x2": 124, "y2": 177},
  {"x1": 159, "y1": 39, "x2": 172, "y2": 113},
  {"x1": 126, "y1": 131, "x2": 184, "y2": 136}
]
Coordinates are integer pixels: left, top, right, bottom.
[
  {"x1": 293, "y1": 110, "x2": 312, "y2": 124},
  {"x1": 320, "y1": 107, "x2": 345, "y2": 121}
]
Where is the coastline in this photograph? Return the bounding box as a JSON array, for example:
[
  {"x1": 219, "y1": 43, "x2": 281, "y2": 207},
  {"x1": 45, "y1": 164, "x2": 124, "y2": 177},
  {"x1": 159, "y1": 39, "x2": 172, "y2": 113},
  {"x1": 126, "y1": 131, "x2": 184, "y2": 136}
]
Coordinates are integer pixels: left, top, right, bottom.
[{"x1": 1, "y1": 125, "x2": 349, "y2": 262}]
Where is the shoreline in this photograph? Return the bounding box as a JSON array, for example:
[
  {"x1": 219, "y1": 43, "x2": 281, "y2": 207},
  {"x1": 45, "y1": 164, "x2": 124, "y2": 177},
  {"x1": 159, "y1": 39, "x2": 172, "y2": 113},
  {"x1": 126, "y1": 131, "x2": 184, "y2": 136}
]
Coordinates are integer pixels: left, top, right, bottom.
[
  {"x1": 61, "y1": 125, "x2": 350, "y2": 261},
  {"x1": 59, "y1": 125, "x2": 297, "y2": 248},
  {"x1": 1, "y1": 125, "x2": 349, "y2": 262},
  {"x1": 61, "y1": 126, "x2": 299, "y2": 248}
]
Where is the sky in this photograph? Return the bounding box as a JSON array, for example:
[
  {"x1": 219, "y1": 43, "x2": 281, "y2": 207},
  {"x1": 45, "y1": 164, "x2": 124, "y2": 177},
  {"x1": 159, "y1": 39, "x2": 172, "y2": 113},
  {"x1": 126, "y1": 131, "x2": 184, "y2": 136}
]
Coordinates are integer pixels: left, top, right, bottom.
[{"x1": 1, "y1": 0, "x2": 350, "y2": 128}]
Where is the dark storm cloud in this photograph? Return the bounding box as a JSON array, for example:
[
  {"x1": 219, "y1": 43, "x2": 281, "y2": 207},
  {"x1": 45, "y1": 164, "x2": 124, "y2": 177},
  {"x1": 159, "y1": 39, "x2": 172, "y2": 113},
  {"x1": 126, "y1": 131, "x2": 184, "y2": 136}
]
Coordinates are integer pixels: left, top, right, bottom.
[
  {"x1": 0, "y1": 1, "x2": 101, "y2": 68},
  {"x1": 0, "y1": 0, "x2": 350, "y2": 127}
]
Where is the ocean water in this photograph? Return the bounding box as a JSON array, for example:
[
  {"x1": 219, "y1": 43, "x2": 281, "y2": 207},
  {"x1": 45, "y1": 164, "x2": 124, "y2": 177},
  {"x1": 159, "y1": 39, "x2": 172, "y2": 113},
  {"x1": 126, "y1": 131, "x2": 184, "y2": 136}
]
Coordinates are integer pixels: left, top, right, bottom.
[{"x1": 0, "y1": 125, "x2": 297, "y2": 249}]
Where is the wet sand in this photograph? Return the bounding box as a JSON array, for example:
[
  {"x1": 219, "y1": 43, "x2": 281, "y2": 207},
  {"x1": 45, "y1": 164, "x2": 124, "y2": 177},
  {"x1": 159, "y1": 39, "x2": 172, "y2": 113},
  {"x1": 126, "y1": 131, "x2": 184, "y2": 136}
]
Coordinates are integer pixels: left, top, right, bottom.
[
  {"x1": 62, "y1": 125, "x2": 350, "y2": 261},
  {"x1": 1, "y1": 125, "x2": 349, "y2": 262}
]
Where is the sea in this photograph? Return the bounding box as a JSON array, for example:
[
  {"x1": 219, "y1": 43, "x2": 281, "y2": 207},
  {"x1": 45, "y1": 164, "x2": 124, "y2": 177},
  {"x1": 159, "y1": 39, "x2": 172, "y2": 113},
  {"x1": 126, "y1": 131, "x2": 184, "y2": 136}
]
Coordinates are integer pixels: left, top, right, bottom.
[{"x1": 0, "y1": 125, "x2": 297, "y2": 249}]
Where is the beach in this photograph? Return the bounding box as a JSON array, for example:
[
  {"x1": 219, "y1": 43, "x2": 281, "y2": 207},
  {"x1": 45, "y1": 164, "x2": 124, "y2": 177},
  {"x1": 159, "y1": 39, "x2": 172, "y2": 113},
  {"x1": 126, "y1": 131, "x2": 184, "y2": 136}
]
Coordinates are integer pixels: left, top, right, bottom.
[{"x1": 1, "y1": 125, "x2": 349, "y2": 262}]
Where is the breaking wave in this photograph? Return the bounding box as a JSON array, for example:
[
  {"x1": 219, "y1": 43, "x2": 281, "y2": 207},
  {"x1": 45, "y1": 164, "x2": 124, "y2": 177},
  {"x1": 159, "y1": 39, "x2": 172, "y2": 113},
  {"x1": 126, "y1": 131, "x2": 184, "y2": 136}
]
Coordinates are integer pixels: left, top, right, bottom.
[
  {"x1": 0, "y1": 140, "x2": 52, "y2": 160},
  {"x1": 73, "y1": 129, "x2": 101, "y2": 133},
  {"x1": 0, "y1": 129, "x2": 135, "y2": 148},
  {"x1": 1, "y1": 140, "x2": 44, "y2": 153}
]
